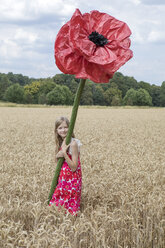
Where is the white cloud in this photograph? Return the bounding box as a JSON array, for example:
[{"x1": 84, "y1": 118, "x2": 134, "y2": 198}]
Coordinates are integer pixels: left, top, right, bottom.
[
  {"x1": 0, "y1": 0, "x2": 26, "y2": 21},
  {"x1": 140, "y1": 0, "x2": 165, "y2": 5},
  {"x1": 148, "y1": 30, "x2": 165, "y2": 42},
  {"x1": 14, "y1": 29, "x2": 38, "y2": 43},
  {"x1": 128, "y1": 0, "x2": 141, "y2": 5},
  {"x1": 0, "y1": 0, "x2": 78, "y2": 22},
  {"x1": 0, "y1": 39, "x2": 22, "y2": 59},
  {"x1": 28, "y1": 0, "x2": 77, "y2": 17}
]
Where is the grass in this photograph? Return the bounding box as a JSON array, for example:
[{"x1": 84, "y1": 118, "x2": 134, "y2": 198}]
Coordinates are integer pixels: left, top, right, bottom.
[{"x1": 0, "y1": 101, "x2": 161, "y2": 109}]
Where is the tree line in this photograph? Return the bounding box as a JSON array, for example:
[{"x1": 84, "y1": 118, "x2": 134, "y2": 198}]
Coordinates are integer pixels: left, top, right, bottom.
[{"x1": 0, "y1": 72, "x2": 165, "y2": 106}]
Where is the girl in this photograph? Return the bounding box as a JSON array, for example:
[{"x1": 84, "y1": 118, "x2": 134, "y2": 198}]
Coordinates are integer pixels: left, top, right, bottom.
[{"x1": 49, "y1": 116, "x2": 82, "y2": 216}]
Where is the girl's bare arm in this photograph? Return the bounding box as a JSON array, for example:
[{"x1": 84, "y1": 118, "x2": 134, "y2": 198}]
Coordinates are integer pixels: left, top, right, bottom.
[{"x1": 62, "y1": 140, "x2": 78, "y2": 172}]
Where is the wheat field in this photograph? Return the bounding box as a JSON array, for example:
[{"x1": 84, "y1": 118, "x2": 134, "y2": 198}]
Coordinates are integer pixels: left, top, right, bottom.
[{"x1": 0, "y1": 106, "x2": 165, "y2": 248}]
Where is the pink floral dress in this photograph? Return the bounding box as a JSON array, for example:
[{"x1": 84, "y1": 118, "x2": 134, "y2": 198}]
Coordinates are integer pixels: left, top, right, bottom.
[{"x1": 49, "y1": 138, "x2": 82, "y2": 215}]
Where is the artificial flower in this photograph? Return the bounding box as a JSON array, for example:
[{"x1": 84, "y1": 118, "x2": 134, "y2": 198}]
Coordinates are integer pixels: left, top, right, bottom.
[{"x1": 55, "y1": 9, "x2": 133, "y2": 83}]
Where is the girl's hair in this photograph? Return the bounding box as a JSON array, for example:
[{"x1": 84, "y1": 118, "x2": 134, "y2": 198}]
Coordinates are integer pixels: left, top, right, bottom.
[{"x1": 54, "y1": 116, "x2": 75, "y2": 155}]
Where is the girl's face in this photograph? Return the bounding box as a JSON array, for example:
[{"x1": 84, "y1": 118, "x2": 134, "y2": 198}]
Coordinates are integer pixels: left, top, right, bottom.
[{"x1": 57, "y1": 121, "x2": 68, "y2": 139}]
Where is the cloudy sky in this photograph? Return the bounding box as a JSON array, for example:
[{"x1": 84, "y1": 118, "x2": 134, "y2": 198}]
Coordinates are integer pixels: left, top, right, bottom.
[{"x1": 0, "y1": 0, "x2": 165, "y2": 85}]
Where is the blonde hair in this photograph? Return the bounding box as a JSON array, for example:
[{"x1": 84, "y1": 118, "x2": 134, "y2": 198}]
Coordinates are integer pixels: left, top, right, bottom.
[{"x1": 54, "y1": 116, "x2": 75, "y2": 156}]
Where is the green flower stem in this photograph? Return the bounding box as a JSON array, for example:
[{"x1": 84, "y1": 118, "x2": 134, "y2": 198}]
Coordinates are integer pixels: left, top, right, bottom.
[{"x1": 48, "y1": 78, "x2": 86, "y2": 204}]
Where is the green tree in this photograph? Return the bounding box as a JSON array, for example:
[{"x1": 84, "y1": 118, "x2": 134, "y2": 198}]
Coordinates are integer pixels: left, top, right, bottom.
[
  {"x1": 123, "y1": 88, "x2": 137, "y2": 105},
  {"x1": 100, "y1": 82, "x2": 111, "y2": 92},
  {"x1": 80, "y1": 80, "x2": 93, "y2": 105},
  {"x1": 111, "y1": 95, "x2": 122, "y2": 106},
  {"x1": 136, "y1": 88, "x2": 152, "y2": 106},
  {"x1": 7, "y1": 72, "x2": 17, "y2": 84},
  {"x1": 7, "y1": 72, "x2": 30, "y2": 86},
  {"x1": 39, "y1": 81, "x2": 56, "y2": 95},
  {"x1": 4, "y1": 84, "x2": 24, "y2": 103},
  {"x1": 53, "y1": 73, "x2": 68, "y2": 85},
  {"x1": 37, "y1": 81, "x2": 57, "y2": 104},
  {"x1": 104, "y1": 87, "x2": 122, "y2": 106},
  {"x1": 138, "y1": 81, "x2": 152, "y2": 95},
  {"x1": 38, "y1": 93, "x2": 47, "y2": 104},
  {"x1": 46, "y1": 85, "x2": 73, "y2": 105},
  {"x1": 110, "y1": 82, "x2": 118, "y2": 89},
  {"x1": 24, "y1": 81, "x2": 41, "y2": 103},
  {"x1": 46, "y1": 86, "x2": 64, "y2": 105},
  {"x1": 69, "y1": 79, "x2": 79, "y2": 94},
  {"x1": 62, "y1": 86, "x2": 73, "y2": 105},
  {"x1": 150, "y1": 85, "x2": 161, "y2": 106},
  {"x1": 0, "y1": 75, "x2": 12, "y2": 100},
  {"x1": 110, "y1": 72, "x2": 138, "y2": 97},
  {"x1": 93, "y1": 85, "x2": 105, "y2": 105},
  {"x1": 53, "y1": 74, "x2": 79, "y2": 92},
  {"x1": 160, "y1": 81, "x2": 165, "y2": 107}
]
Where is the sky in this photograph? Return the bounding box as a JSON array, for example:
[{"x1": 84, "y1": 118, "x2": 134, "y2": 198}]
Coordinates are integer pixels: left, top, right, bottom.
[{"x1": 0, "y1": 0, "x2": 165, "y2": 86}]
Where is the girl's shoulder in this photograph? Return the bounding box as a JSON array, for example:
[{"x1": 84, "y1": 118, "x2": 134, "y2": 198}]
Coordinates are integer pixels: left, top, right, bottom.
[
  {"x1": 69, "y1": 138, "x2": 82, "y2": 155},
  {"x1": 71, "y1": 138, "x2": 82, "y2": 146}
]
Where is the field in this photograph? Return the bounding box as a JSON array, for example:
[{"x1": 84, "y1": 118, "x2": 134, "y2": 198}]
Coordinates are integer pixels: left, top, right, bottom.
[{"x1": 0, "y1": 106, "x2": 165, "y2": 248}]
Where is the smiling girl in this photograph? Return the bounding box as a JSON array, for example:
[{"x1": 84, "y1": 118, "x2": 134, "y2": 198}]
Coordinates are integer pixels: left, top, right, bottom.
[{"x1": 49, "y1": 116, "x2": 82, "y2": 215}]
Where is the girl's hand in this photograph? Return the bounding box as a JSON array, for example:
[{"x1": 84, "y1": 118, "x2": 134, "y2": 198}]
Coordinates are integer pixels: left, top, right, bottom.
[
  {"x1": 61, "y1": 138, "x2": 70, "y2": 154},
  {"x1": 56, "y1": 150, "x2": 64, "y2": 159}
]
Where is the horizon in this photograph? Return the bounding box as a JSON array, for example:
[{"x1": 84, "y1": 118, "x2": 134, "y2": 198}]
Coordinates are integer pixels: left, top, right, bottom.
[{"x1": 1, "y1": 71, "x2": 163, "y2": 87}]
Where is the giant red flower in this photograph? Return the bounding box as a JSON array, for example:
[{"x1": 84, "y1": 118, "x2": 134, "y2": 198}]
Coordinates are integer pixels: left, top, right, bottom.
[
  {"x1": 55, "y1": 9, "x2": 133, "y2": 83},
  {"x1": 48, "y1": 10, "x2": 133, "y2": 205}
]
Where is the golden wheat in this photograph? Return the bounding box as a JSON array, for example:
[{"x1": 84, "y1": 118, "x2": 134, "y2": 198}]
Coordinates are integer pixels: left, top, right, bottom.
[{"x1": 0, "y1": 107, "x2": 165, "y2": 248}]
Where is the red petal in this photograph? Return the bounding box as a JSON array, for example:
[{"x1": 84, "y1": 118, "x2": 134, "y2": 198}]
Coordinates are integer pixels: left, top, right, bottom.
[
  {"x1": 88, "y1": 10, "x2": 114, "y2": 34},
  {"x1": 75, "y1": 58, "x2": 114, "y2": 83},
  {"x1": 54, "y1": 8, "x2": 133, "y2": 83},
  {"x1": 55, "y1": 22, "x2": 82, "y2": 74},
  {"x1": 87, "y1": 46, "x2": 117, "y2": 65},
  {"x1": 70, "y1": 9, "x2": 96, "y2": 57}
]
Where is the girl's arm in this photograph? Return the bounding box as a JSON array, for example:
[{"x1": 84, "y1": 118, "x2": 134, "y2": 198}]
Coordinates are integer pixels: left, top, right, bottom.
[
  {"x1": 56, "y1": 150, "x2": 63, "y2": 160},
  {"x1": 62, "y1": 140, "x2": 79, "y2": 172}
]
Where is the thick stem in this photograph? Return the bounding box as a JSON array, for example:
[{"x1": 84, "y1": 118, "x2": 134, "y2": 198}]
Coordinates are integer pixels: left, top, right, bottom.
[{"x1": 48, "y1": 78, "x2": 86, "y2": 204}]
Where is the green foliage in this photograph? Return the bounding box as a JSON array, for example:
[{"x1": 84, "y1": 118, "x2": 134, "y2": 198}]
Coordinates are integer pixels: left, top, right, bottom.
[
  {"x1": 53, "y1": 74, "x2": 68, "y2": 85},
  {"x1": 53, "y1": 74, "x2": 79, "y2": 91},
  {"x1": 0, "y1": 71, "x2": 164, "y2": 107},
  {"x1": 80, "y1": 80, "x2": 93, "y2": 105},
  {"x1": 46, "y1": 85, "x2": 73, "y2": 105},
  {"x1": 124, "y1": 88, "x2": 152, "y2": 106},
  {"x1": 46, "y1": 85, "x2": 63, "y2": 105},
  {"x1": 104, "y1": 87, "x2": 122, "y2": 106},
  {"x1": 7, "y1": 72, "x2": 32, "y2": 85},
  {"x1": 93, "y1": 85, "x2": 105, "y2": 105},
  {"x1": 39, "y1": 80, "x2": 56, "y2": 95},
  {"x1": 0, "y1": 75, "x2": 12, "y2": 100},
  {"x1": 37, "y1": 81, "x2": 57, "y2": 104},
  {"x1": 110, "y1": 72, "x2": 138, "y2": 97},
  {"x1": 24, "y1": 81, "x2": 42, "y2": 103},
  {"x1": 138, "y1": 81, "x2": 152, "y2": 95},
  {"x1": 4, "y1": 84, "x2": 24, "y2": 103},
  {"x1": 123, "y1": 88, "x2": 137, "y2": 106},
  {"x1": 160, "y1": 81, "x2": 165, "y2": 107},
  {"x1": 111, "y1": 95, "x2": 122, "y2": 106},
  {"x1": 136, "y1": 88, "x2": 152, "y2": 106},
  {"x1": 38, "y1": 93, "x2": 47, "y2": 104},
  {"x1": 69, "y1": 79, "x2": 79, "y2": 94},
  {"x1": 63, "y1": 86, "x2": 73, "y2": 105},
  {"x1": 150, "y1": 85, "x2": 161, "y2": 106}
]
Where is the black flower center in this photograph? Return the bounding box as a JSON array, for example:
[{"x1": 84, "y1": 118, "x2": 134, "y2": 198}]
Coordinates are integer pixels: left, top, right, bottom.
[{"x1": 88, "y1": 31, "x2": 108, "y2": 47}]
